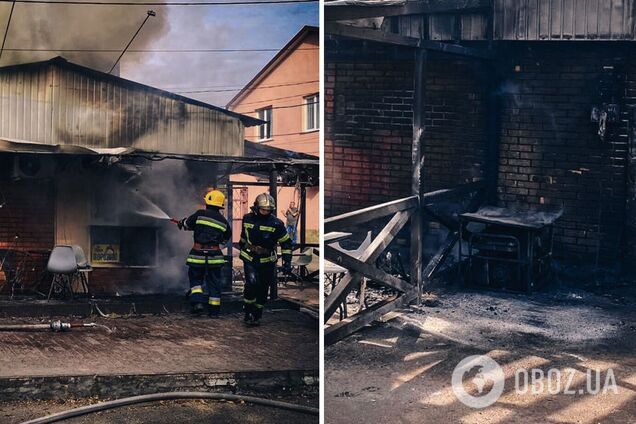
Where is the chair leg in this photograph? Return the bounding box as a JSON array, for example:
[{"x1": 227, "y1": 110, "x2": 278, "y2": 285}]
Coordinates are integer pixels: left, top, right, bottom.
[{"x1": 47, "y1": 275, "x2": 57, "y2": 300}]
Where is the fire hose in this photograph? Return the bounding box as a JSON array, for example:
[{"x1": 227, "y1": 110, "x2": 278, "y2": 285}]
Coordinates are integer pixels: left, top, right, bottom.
[
  {"x1": 0, "y1": 321, "x2": 99, "y2": 332},
  {"x1": 21, "y1": 391, "x2": 319, "y2": 423}
]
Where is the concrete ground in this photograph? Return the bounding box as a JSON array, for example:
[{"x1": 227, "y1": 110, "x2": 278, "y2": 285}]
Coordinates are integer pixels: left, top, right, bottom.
[
  {"x1": 325, "y1": 286, "x2": 636, "y2": 424},
  {"x1": 1, "y1": 394, "x2": 318, "y2": 424}
]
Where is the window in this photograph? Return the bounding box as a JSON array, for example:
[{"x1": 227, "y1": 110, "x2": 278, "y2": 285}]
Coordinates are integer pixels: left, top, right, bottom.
[
  {"x1": 257, "y1": 107, "x2": 272, "y2": 140},
  {"x1": 90, "y1": 226, "x2": 157, "y2": 267},
  {"x1": 304, "y1": 94, "x2": 319, "y2": 131}
]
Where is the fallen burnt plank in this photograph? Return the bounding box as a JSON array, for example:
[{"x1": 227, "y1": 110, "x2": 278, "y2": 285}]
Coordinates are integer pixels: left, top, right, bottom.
[
  {"x1": 324, "y1": 195, "x2": 417, "y2": 233},
  {"x1": 423, "y1": 231, "x2": 459, "y2": 281},
  {"x1": 325, "y1": 293, "x2": 416, "y2": 346},
  {"x1": 324, "y1": 245, "x2": 412, "y2": 293},
  {"x1": 324, "y1": 209, "x2": 412, "y2": 322}
]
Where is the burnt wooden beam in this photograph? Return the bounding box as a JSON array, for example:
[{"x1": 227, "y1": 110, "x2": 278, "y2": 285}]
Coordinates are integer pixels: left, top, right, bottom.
[
  {"x1": 324, "y1": 195, "x2": 418, "y2": 233},
  {"x1": 269, "y1": 168, "x2": 278, "y2": 207},
  {"x1": 420, "y1": 180, "x2": 485, "y2": 206},
  {"x1": 325, "y1": 292, "x2": 416, "y2": 345},
  {"x1": 325, "y1": 244, "x2": 412, "y2": 293},
  {"x1": 324, "y1": 209, "x2": 412, "y2": 322},
  {"x1": 411, "y1": 48, "x2": 427, "y2": 306},
  {"x1": 325, "y1": 0, "x2": 491, "y2": 22},
  {"x1": 423, "y1": 231, "x2": 459, "y2": 281},
  {"x1": 325, "y1": 22, "x2": 495, "y2": 60}
]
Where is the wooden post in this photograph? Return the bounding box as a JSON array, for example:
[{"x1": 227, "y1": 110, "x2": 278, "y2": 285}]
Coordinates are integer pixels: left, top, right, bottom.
[
  {"x1": 411, "y1": 48, "x2": 427, "y2": 305},
  {"x1": 224, "y1": 181, "x2": 234, "y2": 292},
  {"x1": 300, "y1": 185, "x2": 307, "y2": 249},
  {"x1": 269, "y1": 167, "x2": 278, "y2": 207}
]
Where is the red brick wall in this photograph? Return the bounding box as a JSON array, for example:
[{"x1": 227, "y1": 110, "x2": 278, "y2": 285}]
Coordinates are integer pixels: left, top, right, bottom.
[
  {"x1": 0, "y1": 155, "x2": 55, "y2": 290},
  {"x1": 497, "y1": 44, "x2": 633, "y2": 265},
  {"x1": 326, "y1": 39, "x2": 636, "y2": 266},
  {"x1": 325, "y1": 39, "x2": 488, "y2": 218}
]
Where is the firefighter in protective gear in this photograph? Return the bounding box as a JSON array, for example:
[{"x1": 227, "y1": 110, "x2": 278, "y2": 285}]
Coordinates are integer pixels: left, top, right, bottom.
[
  {"x1": 239, "y1": 193, "x2": 292, "y2": 325},
  {"x1": 178, "y1": 189, "x2": 231, "y2": 317}
]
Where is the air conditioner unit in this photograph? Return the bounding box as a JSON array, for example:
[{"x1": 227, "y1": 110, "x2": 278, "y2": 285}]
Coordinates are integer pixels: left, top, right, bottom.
[{"x1": 11, "y1": 155, "x2": 56, "y2": 180}]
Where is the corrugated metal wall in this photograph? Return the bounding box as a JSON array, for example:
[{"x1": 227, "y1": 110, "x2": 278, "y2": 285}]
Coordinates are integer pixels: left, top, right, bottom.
[
  {"x1": 0, "y1": 64, "x2": 244, "y2": 156},
  {"x1": 389, "y1": 0, "x2": 635, "y2": 41},
  {"x1": 494, "y1": 0, "x2": 635, "y2": 40}
]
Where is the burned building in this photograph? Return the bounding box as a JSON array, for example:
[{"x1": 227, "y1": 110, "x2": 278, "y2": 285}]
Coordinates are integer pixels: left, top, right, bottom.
[
  {"x1": 324, "y1": 0, "x2": 636, "y2": 342},
  {"x1": 0, "y1": 56, "x2": 316, "y2": 295}
]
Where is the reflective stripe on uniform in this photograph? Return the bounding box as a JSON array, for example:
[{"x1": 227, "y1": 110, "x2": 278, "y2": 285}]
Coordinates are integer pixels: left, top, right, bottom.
[
  {"x1": 196, "y1": 216, "x2": 227, "y2": 231},
  {"x1": 190, "y1": 285, "x2": 204, "y2": 294},
  {"x1": 208, "y1": 297, "x2": 221, "y2": 306},
  {"x1": 278, "y1": 233, "x2": 291, "y2": 243},
  {"x1": 243, "y1": 298, "x2": 256, "y2": 304},
  {"x1": 187, "y1": 255, "x2": 225, "y2": 265},
  {"x1": 244, "y1": 223, "x2": 254, "y2": 229},
  {"x1": 259, "y1": 255, "x2": 277, "y2": 263},
  {"x1": 259, "y1": 225, "x2": 276, "y2": 232},
  {"x1": 240, "y1": 250, "x2": 253, "y2": 261},
  {"x1": 254, "y1": 303, "x2": 264, "y2": 309},
  {"x1": 281, "y1": 249, "x2": 292, "y2": 255}
]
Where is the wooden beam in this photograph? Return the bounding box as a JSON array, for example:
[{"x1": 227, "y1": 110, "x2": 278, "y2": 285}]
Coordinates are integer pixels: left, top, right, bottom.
[
  {"x1": 422, "y1": 231, "x2": 459, "y2": 281},
  {"x1": 325, "y1": 293, "x2": 416, "y2": 345},
  {"x1": 325, "y1": 0, "x2": 491, "y2": 22},
  {"x1": 324, "y1": 195, "x2": 417, "y2": 233},
  {"x1": 324, "y1": 209, "x2": 412, "y2": 322},
  {"x1": 325, "y1": 22, "x2": 495, "y2": 60},
  {"x1": 420, "y1": 180, "x2": 485, "y2": 206},
  {"x1": 324, "y1": 244, "x2": 412, "y2": 293},
  {"x1": 411, "y1": 48, "x2": 426, "y2": 306}
]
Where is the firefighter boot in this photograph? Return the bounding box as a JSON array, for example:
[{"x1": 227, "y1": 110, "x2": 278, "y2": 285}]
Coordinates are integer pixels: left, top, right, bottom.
[
  {"x1": 208, "y1": 304, "x2": 220, "y2": 319},
  {"x1": 191, "y1": 303, "x2": 205, "y2": 316},
  {"x1": 252, "y1": 304, "x2": 263, "y2": 326},
  {"x1": 243, "y1": 302, "x2": 254, "y2": 325}
]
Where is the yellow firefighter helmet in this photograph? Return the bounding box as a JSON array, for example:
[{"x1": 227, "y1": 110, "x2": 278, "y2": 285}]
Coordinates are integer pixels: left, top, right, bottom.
[
  {"x1": 254, "y1": 193, "x2": 275, "y2": 211},
  {"x1": 204, "y1": 189, "x2": 225, "y2": 208}
]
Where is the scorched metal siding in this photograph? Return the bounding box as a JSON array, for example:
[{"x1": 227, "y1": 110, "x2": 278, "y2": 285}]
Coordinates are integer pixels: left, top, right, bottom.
[{"x1": 0, "y1": 62, "x2": 244, "y2": 156}]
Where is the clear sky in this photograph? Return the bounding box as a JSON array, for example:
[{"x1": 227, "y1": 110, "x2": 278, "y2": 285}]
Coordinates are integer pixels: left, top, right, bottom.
[
  {"x1": 0, "y1": 1, "x2": 318, "y2": 108},
  {"x1": 124, "y1": 2, "x2": 319, "y2": 107}
]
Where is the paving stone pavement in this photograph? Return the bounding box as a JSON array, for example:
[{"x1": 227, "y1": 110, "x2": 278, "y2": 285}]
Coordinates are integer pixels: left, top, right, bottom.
[{"x1": 0, "y1": 310, "x2": 318, "y2": 377}]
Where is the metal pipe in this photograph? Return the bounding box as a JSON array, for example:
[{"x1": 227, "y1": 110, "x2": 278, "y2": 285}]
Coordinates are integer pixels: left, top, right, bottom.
[
  {"x1": 0, "y1": 321, "x2": 98, "y2": 332},
  {"x1": 22, "y1": 391, "x2": 319, "y2": 424}
]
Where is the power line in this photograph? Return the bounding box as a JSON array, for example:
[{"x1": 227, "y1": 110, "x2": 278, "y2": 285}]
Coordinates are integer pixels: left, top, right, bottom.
[
  {"x1": 174, "y1": 80, "x2": 318, "y2": 94},
  {"x1": 245, "y1": 130, "x2": 318, "y2": 138},
  {"x1": 226, "y1": 92, "x2": 312, "y2": 106},
  {"x1": 0, "y1": 1, "x2": 16, "y2": 61},
  {"x1": 2, "y1": 47, "x2": 318, "y2": 53},
  {"x1": 0, "y1": 0, "x2": 317, "y2": 5}
]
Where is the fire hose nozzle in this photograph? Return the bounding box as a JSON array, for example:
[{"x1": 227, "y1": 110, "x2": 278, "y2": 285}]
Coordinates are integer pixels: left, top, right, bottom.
[
  {"x1": 50, "y1": 320, "x2": 71, "y2": 332},
  {"x1": 169, "y1": 218, "x2": 179, "y2": 225}
]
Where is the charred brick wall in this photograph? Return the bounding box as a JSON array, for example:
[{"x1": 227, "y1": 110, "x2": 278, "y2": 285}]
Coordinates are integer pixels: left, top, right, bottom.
[
  {"x1": 325, "y1": 38, "x2": 488, "y2": 218},
  {"x1": 497, "y1": 43, "x2": 634, "y2": 265},
  {"x1": 325, "y1": 41, "x2": 414, "y2": 217},
  {"x1": 0, "y1": 155, "x2": 55, "y2": 291}
]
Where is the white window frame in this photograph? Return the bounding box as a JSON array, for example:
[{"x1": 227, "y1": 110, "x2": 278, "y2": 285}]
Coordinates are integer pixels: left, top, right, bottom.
[
  {"x1": 303, "y1": 94, "x2": 319, "y2": 132},
  {"x1": 257, "y1": 107, "x2": 273, "y2": 141}
]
